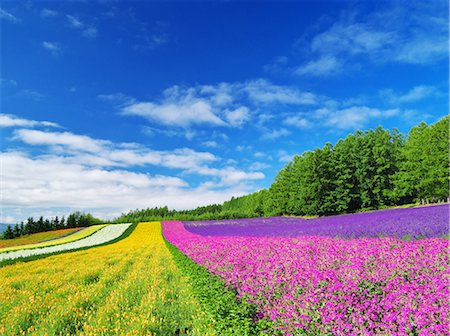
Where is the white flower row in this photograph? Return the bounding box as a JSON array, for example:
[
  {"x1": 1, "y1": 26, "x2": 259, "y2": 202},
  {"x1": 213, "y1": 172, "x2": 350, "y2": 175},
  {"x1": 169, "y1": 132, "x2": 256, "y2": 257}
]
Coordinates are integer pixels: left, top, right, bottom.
[{"x1": 0, "y1": 223, "x2": 132, "y2": 261}]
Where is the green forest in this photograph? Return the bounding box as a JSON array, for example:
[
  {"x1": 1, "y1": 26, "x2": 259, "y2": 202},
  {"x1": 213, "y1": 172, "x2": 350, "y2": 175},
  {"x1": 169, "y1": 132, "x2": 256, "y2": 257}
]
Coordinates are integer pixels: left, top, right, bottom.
[
  {"x1": 4, "y1": 116, "x2": 449, "y2": 235},
  {"x1": 118, "y1": 116, "x2": 449, "y2": 222},
  {"x1": 2, "y1": 212, "x2": 103, "y2": 239}
]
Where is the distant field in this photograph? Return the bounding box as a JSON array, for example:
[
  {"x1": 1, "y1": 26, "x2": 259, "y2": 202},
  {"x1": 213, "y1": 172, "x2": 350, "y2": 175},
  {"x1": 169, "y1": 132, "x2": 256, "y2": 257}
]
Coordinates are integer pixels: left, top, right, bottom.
[
  {"x1": 0, "y1": 228, "x2": 81, "y2": 249},
  {"x1": 184, "y1": 203, "x2": 449, "y2": 239},
  {"x1": 0, "y1": 225, "x2": 107, "y2": 253}
]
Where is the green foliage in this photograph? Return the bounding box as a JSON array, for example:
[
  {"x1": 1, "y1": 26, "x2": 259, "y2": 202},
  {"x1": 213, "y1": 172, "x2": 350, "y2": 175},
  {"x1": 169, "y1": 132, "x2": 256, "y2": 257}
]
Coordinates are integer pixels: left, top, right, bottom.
[{"x1": 393, "y1": 116, "x2": 450, "y2": 204}]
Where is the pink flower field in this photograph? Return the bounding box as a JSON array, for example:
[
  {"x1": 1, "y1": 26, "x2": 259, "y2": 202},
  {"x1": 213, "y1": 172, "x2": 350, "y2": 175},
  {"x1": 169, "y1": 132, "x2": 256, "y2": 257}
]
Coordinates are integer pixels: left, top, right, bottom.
[{"x1": 163, "y1": 220, "x2": 449, "y2": 335}]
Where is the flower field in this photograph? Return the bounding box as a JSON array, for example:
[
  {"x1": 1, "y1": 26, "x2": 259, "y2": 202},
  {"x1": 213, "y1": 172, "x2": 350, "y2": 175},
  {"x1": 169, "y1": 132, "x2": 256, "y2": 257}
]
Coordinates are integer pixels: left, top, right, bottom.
[
  {"x1": 184, "y1": 204, "x2": 449, "y2": 239},
  {"x1": 0, "y1": 222, "x2": 216, "y2": 335},
  {"x1": 0, "y1": 224, "x2": 128, "y2": 261},
  {"x1": 163, "y1": 207, "x2": 450, "y2": 335},
  {"x1": 2, "y1": 206, "x2": 448, "y2": 335},
  {"x1": 0, "y1": 227, "x2": 81, "y2": 249},
  {"x1": 0, "y1": 224, "x2": 107, "y2": 253}
]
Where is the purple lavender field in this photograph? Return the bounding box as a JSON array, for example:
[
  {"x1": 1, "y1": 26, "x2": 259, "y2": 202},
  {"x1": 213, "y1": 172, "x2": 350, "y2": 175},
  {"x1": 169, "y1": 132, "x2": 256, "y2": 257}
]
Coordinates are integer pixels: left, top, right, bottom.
[{"x1": 184, "y1": 204, "x2": 449, "y2": 239}]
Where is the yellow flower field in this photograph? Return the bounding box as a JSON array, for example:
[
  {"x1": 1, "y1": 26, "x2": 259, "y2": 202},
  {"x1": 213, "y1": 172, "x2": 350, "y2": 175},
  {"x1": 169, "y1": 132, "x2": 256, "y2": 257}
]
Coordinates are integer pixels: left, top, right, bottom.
[
  {"x1": 0, "y1": 225, "x2": 107, "y2": 253},
  {"x1": 0, "y1": 222, "x2": 213, "y2": 335}
]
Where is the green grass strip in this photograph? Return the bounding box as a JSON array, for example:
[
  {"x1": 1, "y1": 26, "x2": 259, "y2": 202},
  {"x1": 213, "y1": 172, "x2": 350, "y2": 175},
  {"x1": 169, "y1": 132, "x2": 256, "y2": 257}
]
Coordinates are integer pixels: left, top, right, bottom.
[
  {"x1": 163, "y1": 237, "x2": 273, "y2": 335},
  {"x1": 0, "y1": 225, "x2": 107, "y2": 253},
  {"x1": 0, "y1": 223, "x2": 137, "y2": 268}
]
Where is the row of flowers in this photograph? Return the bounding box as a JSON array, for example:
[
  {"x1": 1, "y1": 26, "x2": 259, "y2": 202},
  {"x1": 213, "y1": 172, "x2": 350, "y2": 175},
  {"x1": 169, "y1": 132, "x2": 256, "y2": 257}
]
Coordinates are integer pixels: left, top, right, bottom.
[{"x1": 0, "y1": 224, "x2": 130, "y2": 261}]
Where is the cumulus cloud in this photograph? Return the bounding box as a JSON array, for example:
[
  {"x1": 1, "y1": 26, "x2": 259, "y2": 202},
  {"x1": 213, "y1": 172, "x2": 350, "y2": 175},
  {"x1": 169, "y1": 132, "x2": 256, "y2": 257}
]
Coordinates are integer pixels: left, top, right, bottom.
[
  {"x1": 116, "y1": 79, "x2": 319, "y2": 130},
  {"x1": 225, "y1": 107, "x2": 250, "y2": 127},
  {"x1": 122, "y1": 101, "x2": 227, "y2": 128},
  {"x1": 1, "y1": 151, "x2": 250, "y2": 222},
  {"x1": 0, "y1": 114, "x2": 60, "y2": 128},
  {"x1": 2, "y1": 122, "x2": 266, "y2": 222},
  {"x1": 13, "y1": 129, "x2": 217, "y2": 170}
]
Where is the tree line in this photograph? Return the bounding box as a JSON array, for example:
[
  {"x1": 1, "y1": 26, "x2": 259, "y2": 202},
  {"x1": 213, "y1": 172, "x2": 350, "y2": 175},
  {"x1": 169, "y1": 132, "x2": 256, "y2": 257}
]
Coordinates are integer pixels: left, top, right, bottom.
[
  {"x1": 117, "y1": 116, "x2": 449, "y2": 222},
  {"x1": 236, "y1": 116, "x2": 449, "y2": 217},
  {"x1": 4, "y1": 117, "x2": 448, "y2": 232},
  {"x1": 2, "y1": 212, "x2": 102, "y2": 239}
]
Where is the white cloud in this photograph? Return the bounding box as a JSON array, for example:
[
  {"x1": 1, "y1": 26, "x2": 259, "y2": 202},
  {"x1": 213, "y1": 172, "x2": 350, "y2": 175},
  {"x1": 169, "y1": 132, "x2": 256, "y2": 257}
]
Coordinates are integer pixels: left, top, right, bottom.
[
  {"x1": 41, "y1": 9, "x2": 59, "y2": 18},
  {"x1": 253, "y1": 151, "x2": 268, "y2": 159},
  {"x1": 324, "y1": 106, "x2": 400, "y2": 129},
  {"x1": 192, "y1": 166, "x2": 264, "y2": 185},
  {"x1": 260, "y1": 128, "x2": 291, "y2": 140},
  {"x1": 12, "y1": 127, "x2": 264, "y2": 191},
  {"x1": 13, "y1": 129, "x2": 217, "y2": 170},
  {"x1": 16, "y1": 129, "x2": 107, "y2": 153},
  {"x1": 226, "y1": 107, "x2": 250, "y2": 127},
  {"x1": 0, "y1": 8, "x2": 19, "y2": 23},
  {"x1": 2, "y1": 128, "x2": 264, "y2": 222},
  {"x1": 2, "y1": 151, "x2": 231, "y2": 221},
  {"x1": 42, "y1": 41, "x2": 61, "y2": 54},
  {"x1": 394, "y1": 38, "x2": 448, "y2": 65},
  {"x1": 66, "y1": 14, "x2": 98, "y2": 38},
  {"x1": 66, "y1": 14, "x2": 83, "y2": 28},
  {"x1": 310, "y1": 23, "x2": 394, "y2": 57},
  {"x1": 122, "y1": 101, "x2": 227, "y2": 128},
  {"x1": 243, "y1": 79, "x2": 317, "y2": 105},
  {"x1": 294, "y1": 2, "x2": 448, "y2": 76},
  {"x1": 248, "y1": 161, "x2": 270, "y2": 171},
  {"x1": 381, "y1": 85, "x2": 437, "y2": 104},
  {"x1": 1, "y1": 78, "x2": 18, "y2": 87},
  {"x1": 202, "y1": 140, "x2": 219, "y2": 148},
  {"x1": 0, "y1": 114, "x2": 59, "y2": 128},
  {"x1": 295, "y1": 56, "x2": 340, "y2": 77},
  {"x1": 116, "y1": 79, "x2": 318, "y2": 130},
  {"x1": 284, "y1": 115, "x2": 311, "y2": 128}
]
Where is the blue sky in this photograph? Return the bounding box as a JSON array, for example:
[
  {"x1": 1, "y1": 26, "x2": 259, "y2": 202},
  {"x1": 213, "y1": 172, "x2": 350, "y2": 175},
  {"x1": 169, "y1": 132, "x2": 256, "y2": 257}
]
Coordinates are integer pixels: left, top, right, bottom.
[{"x1": 1, "y1": 0, "x2": 448, "y2": 223}]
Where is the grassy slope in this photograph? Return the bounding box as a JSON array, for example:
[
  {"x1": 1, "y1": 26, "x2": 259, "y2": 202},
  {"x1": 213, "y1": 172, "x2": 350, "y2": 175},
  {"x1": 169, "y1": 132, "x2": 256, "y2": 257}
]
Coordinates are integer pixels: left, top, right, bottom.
[{"x1": 0, "y1": 225, "x2": 107, "y2": 253}]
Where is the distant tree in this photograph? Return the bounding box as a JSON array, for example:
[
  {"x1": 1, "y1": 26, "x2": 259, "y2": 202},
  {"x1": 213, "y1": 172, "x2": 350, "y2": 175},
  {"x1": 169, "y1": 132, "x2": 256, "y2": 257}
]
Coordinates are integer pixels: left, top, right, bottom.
[{"x1": 3, "y1": 225, "x2": 14, "y2": 239}]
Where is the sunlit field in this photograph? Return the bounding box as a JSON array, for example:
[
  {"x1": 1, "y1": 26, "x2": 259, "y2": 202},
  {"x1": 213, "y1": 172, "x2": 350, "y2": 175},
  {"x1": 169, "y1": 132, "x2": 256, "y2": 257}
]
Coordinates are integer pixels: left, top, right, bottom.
[{"x1": 0, "y1": 222, "x2": 213, "y2": 335}]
